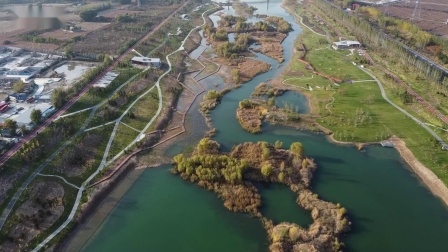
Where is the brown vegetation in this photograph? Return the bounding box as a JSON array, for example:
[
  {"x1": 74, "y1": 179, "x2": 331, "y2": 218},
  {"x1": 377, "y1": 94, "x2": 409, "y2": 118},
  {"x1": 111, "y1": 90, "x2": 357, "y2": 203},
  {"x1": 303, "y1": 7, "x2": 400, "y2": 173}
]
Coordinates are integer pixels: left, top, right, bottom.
[
  {"x1": 1, "y1": 181, "x2": 64, "y2": 251},
  {"x1": 236, "y1": 99, "x2": 265, "y2": 134},
  {"x1": 251, "y1": 31, "x2": 287, "y2": 62},
  {"x1": 252, "y1": 83, "x2": 286, "y2": 97},
  {"x1": 172, "y1": 139, "x2": 350, "y2": 251},
  {"x1": 237, "y1": 58, "x2": 271, "y2": 82}
]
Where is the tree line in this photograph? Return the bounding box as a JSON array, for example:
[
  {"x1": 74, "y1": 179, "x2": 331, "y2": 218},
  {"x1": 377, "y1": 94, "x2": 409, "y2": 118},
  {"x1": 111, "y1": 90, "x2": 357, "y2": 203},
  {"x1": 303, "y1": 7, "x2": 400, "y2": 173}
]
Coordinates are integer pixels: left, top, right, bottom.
[{"x1": 314, "y1": 0, "x2": 448, "y2": 85}]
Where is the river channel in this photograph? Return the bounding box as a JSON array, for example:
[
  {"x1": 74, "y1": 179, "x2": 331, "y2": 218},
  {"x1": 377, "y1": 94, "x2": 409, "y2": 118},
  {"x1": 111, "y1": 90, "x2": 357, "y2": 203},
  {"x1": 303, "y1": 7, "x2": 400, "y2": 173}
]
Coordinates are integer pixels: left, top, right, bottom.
[{"x1": 81, "y1": 1, "x2": 448, "y2": 251}]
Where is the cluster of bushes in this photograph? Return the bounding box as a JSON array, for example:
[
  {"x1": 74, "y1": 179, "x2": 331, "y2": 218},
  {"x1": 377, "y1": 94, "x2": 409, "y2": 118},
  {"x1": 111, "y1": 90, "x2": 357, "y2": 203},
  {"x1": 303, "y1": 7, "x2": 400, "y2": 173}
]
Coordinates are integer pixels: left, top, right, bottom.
[
  {"x1": 173, "y1": 138, "x2": 248, "y2": 184},
  {"x1": 265, "y1": 16, "x2": 292, "y2": 33},
  {"x1": 215, "y1": 33, "x2": 250, "y2": 58},
  {"x1": 116, "y1": 13, "x2": 136, "y2": 23},
  {"x1": 18, "y1": 116, "x2": 79, "y2": 165},
  {"x1": 79, "y1": 3, "x2": 111, "y2": 22}
]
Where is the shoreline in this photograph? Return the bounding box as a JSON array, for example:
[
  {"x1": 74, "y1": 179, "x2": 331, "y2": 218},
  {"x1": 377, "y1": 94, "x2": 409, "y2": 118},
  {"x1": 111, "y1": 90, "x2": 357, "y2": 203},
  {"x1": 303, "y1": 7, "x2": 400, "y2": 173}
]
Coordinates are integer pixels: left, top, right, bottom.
[
  {"x1": 390, "y1": 136, "x2": 448, "y2": 207},
  {"x1": 280, "y1": 0, "x2": 448, "y2": 208},
  {"x1": 60, "y1": 1, "x2": 448, "y2": 250}
]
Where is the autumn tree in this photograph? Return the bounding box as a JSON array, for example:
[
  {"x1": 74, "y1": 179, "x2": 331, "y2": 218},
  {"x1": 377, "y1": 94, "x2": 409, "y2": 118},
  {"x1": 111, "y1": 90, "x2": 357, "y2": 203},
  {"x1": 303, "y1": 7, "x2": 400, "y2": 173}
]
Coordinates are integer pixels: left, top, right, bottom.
[
  {"x1": 4, "y1": 119, "x2": 17, "y2": 135},
  {"x1": 261, "y1": 163, "x2": 273, "y2": 178},
  {"x1": 13, "y1": 80, "x2": 25, "y2": 93},
  {"x1": 232, "y1": 69, "x2": 240, "y2": 83},
  {"x1": 290, "y1": 142, "x2": 303, "y2": 158},
  {"x1": 31, "y1": 109, "x2": 42, "y2": 124},
  {"x1": 274, "y1": 140, "x2": 283, "y2": 149}
]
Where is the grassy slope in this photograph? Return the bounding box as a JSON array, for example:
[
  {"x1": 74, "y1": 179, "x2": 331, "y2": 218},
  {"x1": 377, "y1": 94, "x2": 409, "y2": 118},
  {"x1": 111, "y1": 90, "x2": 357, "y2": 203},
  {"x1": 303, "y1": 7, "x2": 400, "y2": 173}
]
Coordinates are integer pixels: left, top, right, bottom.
[{"x1": 284, "y1": 27, "x2": 448, "y2": 185}]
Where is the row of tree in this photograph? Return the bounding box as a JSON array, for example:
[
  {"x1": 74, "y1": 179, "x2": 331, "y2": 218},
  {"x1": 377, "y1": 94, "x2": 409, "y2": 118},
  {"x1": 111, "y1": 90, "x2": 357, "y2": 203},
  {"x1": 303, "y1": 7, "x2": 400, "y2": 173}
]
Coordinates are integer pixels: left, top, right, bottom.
[
  {"x1": 51, "y1": 56, "x2": 112, "y2": 109},
  {"x1": 314, "y1": 0, "x2": 448, "y2": 84}
]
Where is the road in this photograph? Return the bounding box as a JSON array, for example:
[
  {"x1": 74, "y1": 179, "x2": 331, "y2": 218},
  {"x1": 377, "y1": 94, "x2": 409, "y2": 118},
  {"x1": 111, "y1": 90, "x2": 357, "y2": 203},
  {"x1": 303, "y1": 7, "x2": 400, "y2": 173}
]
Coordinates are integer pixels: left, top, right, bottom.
[
  {"x1": 0, "y1": 0, "x2": 191, "y2": 167},
  {"x1": 31, "y1": 5, "x2": 217, "y2": 251}
]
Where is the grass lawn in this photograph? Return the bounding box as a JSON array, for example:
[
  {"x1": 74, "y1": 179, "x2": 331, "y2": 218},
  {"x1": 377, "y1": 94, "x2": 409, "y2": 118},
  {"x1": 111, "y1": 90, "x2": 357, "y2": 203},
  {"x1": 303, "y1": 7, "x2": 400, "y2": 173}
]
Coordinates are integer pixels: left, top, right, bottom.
[
  {"x1": 42, "y1": 124, "x2": 115, "y2": 187},
  {"x1": 121, "y1": 87, "x2": 159, "y2": 131},
  {"x1": 108, "y1": 124, "x2": 140, "y2": 160},
  {"x1": 286, "y1": 11, "x2": 448, "y2": 187}
]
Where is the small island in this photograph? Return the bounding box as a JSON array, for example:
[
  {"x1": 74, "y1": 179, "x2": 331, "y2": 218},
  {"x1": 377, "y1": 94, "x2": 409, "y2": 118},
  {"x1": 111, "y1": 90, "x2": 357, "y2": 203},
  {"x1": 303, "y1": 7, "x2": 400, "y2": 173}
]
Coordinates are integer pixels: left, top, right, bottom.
[{"x1": 172, "y1": 138, "x2": 350, "y2": 251}]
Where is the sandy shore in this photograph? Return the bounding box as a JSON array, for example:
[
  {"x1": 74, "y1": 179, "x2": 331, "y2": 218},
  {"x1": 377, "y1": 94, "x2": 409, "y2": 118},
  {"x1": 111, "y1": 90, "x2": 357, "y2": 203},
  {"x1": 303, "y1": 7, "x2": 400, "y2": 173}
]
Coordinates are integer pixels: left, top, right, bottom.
[
  {"x1": 390, "y1": 137, "x2": 448, "y2": 207},
  {"x1": 280, "y1": 0, "x2": 448, "y2": 208}
]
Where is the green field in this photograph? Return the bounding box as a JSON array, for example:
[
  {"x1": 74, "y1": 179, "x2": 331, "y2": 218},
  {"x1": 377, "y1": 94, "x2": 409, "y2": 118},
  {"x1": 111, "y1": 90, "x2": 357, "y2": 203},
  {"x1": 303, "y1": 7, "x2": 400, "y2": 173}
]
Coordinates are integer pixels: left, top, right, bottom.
[{"x1": 285, "y1": 13, "x2": 448, "y2": 187}]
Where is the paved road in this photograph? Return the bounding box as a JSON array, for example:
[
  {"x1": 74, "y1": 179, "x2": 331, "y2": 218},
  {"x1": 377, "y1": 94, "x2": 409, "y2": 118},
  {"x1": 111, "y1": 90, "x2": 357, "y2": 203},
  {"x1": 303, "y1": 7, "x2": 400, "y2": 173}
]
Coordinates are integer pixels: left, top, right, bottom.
[
  {"x1": 32, "y1": 4, "x2": 218, "y2": 251},
  {"x1": 0, "y1": 0, "x2": 191, "y2": 167}
]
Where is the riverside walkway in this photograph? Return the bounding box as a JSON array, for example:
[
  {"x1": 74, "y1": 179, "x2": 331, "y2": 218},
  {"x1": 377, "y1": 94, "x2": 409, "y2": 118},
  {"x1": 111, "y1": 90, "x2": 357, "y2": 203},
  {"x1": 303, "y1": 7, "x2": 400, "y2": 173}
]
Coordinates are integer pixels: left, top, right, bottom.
[{"x1": 31, "y1": 5, "x2": 220, "y2": 251}]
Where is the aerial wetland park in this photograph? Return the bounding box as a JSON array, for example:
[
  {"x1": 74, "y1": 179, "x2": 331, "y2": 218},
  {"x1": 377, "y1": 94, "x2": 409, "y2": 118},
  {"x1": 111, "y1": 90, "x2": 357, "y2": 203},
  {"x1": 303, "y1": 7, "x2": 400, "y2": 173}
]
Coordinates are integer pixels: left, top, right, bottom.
[{"x1": 0, "y1": 0, "x2": 447, "y2": 251}]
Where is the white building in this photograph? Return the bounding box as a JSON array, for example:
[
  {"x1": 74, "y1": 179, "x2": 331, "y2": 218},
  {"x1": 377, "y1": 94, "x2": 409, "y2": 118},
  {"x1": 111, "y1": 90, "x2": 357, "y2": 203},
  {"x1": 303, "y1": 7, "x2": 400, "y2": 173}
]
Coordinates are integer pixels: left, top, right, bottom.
[
  {"x1": 131, "y1": 57, "x2": 161, "y2": 68},
  {"x1": 332, "y1": 40, "x2": 361, "y2": 50}
]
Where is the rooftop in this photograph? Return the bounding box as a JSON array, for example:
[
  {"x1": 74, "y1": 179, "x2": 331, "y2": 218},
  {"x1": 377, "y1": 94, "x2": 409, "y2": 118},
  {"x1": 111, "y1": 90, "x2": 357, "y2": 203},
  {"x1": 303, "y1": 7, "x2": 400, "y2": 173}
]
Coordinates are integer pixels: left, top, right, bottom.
[
  {"x1": 333, "y1": 40, "x2": 361, "y2": 46},
  {"x1": 131, "y1": 57, "x2": 161, "y2": 63}
]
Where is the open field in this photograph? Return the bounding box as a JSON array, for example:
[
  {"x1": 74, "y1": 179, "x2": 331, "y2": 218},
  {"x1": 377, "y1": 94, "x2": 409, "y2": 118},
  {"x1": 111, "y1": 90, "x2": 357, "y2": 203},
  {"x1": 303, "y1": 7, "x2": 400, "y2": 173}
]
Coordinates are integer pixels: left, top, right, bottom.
[
  {"x1": 284, "y1": 5, "x2": 448, "y2": 191},
  {"x1": 39, "y1": 23, "x2": 110, "y2": 41},
  {"x1": 376, "y1": 0, "x2": 448, "y2": 37},
  {"x1": 0, "y1": 176, "x2": 77, "y2": 251}
]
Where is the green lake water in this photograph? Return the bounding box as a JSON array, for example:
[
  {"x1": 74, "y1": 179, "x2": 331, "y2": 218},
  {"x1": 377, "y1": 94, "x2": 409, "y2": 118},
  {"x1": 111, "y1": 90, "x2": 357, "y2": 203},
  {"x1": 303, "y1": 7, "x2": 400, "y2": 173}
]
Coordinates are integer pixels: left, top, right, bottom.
[{"x1": 82, "y1": 1, "x2": 448, "y2": 251}]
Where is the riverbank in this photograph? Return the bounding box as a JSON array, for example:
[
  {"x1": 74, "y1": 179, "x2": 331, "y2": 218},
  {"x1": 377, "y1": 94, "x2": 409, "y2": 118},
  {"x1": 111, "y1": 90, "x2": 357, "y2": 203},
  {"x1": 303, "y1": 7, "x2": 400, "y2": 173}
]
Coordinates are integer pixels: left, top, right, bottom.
[
  {"x1": 280, "y1": 0, "x2": 448, "y2": 208},
  {"x1": 391, "y1": 137, "x2": 448, "y2": 207}
]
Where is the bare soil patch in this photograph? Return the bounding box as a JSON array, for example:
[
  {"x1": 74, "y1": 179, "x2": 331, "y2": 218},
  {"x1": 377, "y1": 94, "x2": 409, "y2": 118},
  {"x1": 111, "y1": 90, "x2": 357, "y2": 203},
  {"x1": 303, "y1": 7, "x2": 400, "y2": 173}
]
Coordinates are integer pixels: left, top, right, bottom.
[
  {"x1": 1, "y1": 181, "x2": 64, "y2": 251},
  {"x1": 377, "y1": 0, "x2": 448, "y2": 36}
]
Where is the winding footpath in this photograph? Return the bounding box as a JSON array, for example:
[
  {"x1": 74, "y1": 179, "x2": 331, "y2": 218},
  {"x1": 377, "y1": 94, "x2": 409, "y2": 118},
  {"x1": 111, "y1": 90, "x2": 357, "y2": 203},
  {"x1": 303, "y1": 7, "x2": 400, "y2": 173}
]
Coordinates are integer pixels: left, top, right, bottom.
[
  {"x1": 31, "y1": 6, "x2": 219, "y2": 251},
  {"x1": 293, "y1": 11, "x2": 447, "y2": 150},
  {"x1": 0, "y1": 0, "x2": 191, "y2": 167},
  {"x1": 358, "y1": 66, "x2": 447, "y2": 149}
]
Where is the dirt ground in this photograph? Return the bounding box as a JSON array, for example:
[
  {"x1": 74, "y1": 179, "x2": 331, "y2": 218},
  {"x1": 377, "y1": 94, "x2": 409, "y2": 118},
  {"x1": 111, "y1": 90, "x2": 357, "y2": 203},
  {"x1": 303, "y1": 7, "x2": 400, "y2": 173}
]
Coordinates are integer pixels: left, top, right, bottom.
[
  {"x1": 376, "y1": 0, "x2": 448, "y2": 37},
  {"x1": 101, "y1": 10, "x2": 144, "y2": 19},
  {"x1": 1, "y1": 181, "x2": 64, "y2": 251},
  {"x1": 39, "y1": 23, "x2": 110, "y2": 41}
]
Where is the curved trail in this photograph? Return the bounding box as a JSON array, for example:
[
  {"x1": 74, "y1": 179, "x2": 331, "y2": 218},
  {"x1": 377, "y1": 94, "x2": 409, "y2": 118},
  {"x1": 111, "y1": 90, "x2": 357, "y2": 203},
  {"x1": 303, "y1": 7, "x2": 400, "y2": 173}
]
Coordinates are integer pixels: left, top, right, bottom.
[
  {"x1": 0, "y1": 66, "x2": 148, "y2": 231},
  {"x1": 37, "y1": 174, "x2": 80, "y2": 189},
  {"x1": 0, "y1": 0, "x2": 191, "y2": 166},
  {"x1": 292, "y1": 11, "x2": 447, "y2": 147},
  {"x1": 358, "y1": 66, "x2": 446, "y2": 146},
  {"x1": 31, "y1": 5, "x2": 219, "y2": 251}
]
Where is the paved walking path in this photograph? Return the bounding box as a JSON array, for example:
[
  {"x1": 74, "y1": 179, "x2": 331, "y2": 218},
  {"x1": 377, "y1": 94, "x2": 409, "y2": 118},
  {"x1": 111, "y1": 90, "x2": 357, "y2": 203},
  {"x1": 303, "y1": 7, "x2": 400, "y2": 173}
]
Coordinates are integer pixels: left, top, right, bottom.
[
  {"x1": 0, "y1": 0, "x2": 191, "y2": 167},
  {"x1": 32, "y1": 5, "x2": 217, "y2": 251},
  {"x1": 37, "y1": 174, "x2": 80, "y2": 189},
  {"x1": 358, "y1": 66, "x2": 448, "y2": 149}
]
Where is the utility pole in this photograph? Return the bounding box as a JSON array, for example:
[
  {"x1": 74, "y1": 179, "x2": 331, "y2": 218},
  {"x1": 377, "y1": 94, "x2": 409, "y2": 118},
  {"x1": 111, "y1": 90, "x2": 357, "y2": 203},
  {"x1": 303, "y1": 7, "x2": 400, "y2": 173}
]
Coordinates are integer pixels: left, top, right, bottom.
[{"x1": 410, "y1": 0, "x2": 421, "y2": 22}]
